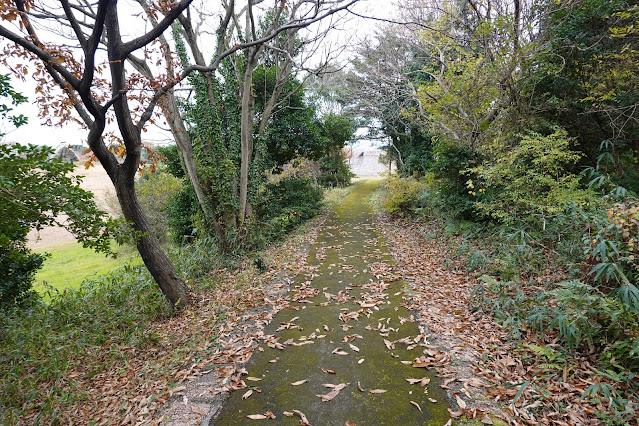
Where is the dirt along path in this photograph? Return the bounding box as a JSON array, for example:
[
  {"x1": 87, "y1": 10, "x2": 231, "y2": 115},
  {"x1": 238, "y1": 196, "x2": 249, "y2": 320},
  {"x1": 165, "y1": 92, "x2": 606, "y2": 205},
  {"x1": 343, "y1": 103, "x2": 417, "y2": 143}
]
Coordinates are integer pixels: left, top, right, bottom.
[{"x1": 211, "y1": 180, "x2": 451, "y2": 425}]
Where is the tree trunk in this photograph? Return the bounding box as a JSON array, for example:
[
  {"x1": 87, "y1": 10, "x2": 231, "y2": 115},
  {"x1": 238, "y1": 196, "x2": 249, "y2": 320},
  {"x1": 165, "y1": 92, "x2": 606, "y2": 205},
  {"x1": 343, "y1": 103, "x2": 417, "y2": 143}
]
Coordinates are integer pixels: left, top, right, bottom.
[
  {"x1": 113, "y1": 175, "x2": 190, "y2": 309},
  {"x1": 239, "y1": 51, "x2": 257, "y2": 221},
  {"x1": 102, "y1": 2, "x2": 190, "y2": 309},
  {"x1": 161, "y1": 93, "x2": 230, "y2": 250}
]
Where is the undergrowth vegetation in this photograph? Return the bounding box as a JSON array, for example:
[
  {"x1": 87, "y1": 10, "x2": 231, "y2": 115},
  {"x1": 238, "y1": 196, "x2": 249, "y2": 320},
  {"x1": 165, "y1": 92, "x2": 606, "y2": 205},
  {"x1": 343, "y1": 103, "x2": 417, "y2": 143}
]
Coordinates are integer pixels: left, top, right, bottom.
[
  {"x1": 0, "y1": 182, "x2": 348, "y2": 422},
  {"x1": 379, "y1": 170, "x2": 639, "y2": 421},
  {"x1": 0, "y1": 237, "x2": 221, "y2": 423}
]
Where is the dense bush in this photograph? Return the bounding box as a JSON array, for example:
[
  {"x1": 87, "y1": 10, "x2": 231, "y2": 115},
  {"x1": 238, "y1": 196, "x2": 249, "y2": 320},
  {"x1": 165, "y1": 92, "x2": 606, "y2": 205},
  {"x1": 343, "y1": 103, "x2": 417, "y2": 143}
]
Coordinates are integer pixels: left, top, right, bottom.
[
  {"x1": 470, "y1": 128, "x2": 592, "y2": 227},
  {"x1": 255, "y1": 177, "x2": 323, "y2": 241},
  {"x1": 427, "y1": 140, "x2": 478, "y2": 220},
  {"x1": 136, "y1": 171, "x2": 183, "y2": 244},
  {"x1": 166, "y1": 184, "x2": 200, "y2": 245},
  {"x1": 381, "y1": 176, "x2": 427, "y2": 217},
  {"x1": 472, "y1": 277, "x2": 639, "y2": 370},
  {"x1": 0, "y1": 238, "x2": 45, "y2": 307}
]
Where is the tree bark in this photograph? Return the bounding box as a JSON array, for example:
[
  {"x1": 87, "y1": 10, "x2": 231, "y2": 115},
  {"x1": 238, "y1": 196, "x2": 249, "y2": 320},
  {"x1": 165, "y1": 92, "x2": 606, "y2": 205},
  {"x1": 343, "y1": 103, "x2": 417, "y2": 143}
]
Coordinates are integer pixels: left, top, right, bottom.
[
  {"x1": 239, "y1": 48, "x2": 258, "y2": 221},
  {"x1": 114, "y1": 175, "x2": 190, "y2": 308},
  {"x1": 103, "y1": 0, "x2": 190, "y2": 309},
  {"x1": 160, "y1": 92, "x2": 230, "y2": 250}
]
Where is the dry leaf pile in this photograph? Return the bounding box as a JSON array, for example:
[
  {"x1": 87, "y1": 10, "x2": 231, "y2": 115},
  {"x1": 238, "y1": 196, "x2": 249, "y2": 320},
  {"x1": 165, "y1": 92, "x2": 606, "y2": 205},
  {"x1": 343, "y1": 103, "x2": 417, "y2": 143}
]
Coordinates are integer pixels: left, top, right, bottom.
[{"x1": 377, "y1": 215, "x2": 639, "y2": 425}]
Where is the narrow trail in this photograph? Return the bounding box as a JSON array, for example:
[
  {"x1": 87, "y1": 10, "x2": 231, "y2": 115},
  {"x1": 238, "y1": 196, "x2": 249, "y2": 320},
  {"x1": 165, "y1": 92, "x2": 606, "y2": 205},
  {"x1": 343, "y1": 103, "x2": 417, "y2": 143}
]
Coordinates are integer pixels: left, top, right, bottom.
[{"x1": 212, "y1": 180, "x2": 450, "y2": 425}]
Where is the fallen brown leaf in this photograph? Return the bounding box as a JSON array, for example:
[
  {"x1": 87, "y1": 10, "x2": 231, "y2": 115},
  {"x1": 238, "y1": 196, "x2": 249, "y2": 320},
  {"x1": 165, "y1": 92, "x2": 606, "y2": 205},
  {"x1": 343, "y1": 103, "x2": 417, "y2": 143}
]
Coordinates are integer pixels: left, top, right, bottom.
[
  {"x1": 332, "y1": 347, "x2": 348, "y2": 356},
  {"x1": 369, "y1": 389, "x2": 387, "y2": 394},
  {"x1": 291, "y1": 409, "x2": 311, "y2": 425},
  {"x1": 291, "y1": 380, "x2": 308, "y2": 386},
  {"x1": 247, "y1": 414, "x2": 267, "y2": 420},
  {"x1": 316, "y1": 383, "x2": 348, "y2": 402},
  {"x1": 455, "y1": 394, "x2": 467, "y2": 409},
  {"x1": 410, "y1": 401, "x2": 422, "y2": 413},
  {"x1": 481, "y1": 414, "x2": 494, "y2": 424},
  {"x1": 191, "y1": 405, "x2": 206, "y2": 416}
]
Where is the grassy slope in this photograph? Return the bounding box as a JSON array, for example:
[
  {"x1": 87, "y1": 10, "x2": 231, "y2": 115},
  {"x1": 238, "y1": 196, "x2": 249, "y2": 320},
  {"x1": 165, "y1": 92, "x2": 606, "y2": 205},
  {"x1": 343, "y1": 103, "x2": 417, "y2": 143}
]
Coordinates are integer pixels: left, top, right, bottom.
[{"x1": 32, "y1": 242, "x2": 141, "y2": 292}]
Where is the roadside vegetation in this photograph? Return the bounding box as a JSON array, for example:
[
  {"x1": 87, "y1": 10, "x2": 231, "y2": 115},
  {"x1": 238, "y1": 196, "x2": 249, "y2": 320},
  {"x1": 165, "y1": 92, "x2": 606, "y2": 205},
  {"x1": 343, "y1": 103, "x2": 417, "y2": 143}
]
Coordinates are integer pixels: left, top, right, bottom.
[
  {"x1": 2, "y1": 0, "x2": 638, "y2": 424},
  {"x1": 0, "y1": 179, "x2": 352, "y2": 423},
  {"x1": 360, "y1": 0, "x2": 639, "y2": 423},
  {"x1": 1, "y1": 12, "x2": 356, "y2": 418},
  {"x1": 32, "y1": 242, "x2": 140, "y2": 292}
]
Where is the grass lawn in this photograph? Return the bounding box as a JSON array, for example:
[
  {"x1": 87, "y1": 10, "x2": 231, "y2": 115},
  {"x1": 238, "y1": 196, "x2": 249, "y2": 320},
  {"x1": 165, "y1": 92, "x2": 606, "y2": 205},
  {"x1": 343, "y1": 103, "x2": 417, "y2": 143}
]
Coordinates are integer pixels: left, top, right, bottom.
[{"x1": 33, "y1": 242, "x2": 141, "y2": 293}]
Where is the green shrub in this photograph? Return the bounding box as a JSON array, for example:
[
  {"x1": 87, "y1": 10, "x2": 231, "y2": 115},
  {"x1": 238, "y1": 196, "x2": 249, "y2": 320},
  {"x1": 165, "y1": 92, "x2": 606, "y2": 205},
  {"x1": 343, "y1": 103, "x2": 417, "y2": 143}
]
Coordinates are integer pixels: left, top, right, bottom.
[
  {"x1": 381, "y1": 176, "x2": 427, "y2": 217},
  {"x1": 470, "y1": 127, "x2": 592, "y2": 227},
  {"x1": 255, "y1": 177, "x2": 323, "y2": 241},
  {"x1": 166, "y1": 184, "x2": 200, "y2": 245},
  {"x1": 136, "y1": 171, "x2": 183, "y2": 244},
  {"x1": 472, "y1": 277, "x2": 639, "y2": 370},
  {"x1": 428, "y1": 140, "x2": 478, "y2": 220},
  {"x1": 0, "y1": 237, "x2": 45, "y2": 308}
]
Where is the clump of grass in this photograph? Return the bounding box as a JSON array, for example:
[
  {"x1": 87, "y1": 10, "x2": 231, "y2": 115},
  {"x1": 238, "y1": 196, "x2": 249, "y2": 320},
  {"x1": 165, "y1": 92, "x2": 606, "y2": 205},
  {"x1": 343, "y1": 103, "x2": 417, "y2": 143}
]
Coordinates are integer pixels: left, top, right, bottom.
[{"x1": 0, "y1": 260, "x2": 170, "y2": 423}]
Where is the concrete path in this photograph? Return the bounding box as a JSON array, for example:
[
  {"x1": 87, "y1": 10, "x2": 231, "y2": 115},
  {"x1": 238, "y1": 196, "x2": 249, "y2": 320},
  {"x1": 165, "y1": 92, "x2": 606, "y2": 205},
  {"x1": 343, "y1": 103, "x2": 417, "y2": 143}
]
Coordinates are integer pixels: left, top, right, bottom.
[{"x1": 211, "y1": 180, "x2": 450, "y2": 425}]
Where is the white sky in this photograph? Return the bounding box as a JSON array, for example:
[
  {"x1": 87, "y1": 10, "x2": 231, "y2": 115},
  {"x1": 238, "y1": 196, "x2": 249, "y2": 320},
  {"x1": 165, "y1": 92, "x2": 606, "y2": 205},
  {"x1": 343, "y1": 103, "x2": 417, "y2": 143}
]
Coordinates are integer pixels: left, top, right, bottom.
[{"x1": 1, "y1": 0, "x2": 393, "y2": 150}]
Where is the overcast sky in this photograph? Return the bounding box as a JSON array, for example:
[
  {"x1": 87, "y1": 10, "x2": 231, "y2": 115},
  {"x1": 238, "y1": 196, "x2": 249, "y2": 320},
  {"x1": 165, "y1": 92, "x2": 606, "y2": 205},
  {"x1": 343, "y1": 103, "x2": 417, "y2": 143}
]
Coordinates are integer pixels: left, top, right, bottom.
[{"x1": 1, "y1": 0, "x2": 392, "y2": 150}]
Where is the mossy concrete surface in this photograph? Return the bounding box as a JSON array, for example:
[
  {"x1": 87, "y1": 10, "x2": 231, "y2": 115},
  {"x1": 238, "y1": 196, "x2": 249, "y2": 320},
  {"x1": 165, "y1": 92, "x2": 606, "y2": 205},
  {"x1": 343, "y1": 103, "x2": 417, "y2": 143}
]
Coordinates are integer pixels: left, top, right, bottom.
[{"x1": 212, "y1": 180, "x2": 450, "y2": 425}]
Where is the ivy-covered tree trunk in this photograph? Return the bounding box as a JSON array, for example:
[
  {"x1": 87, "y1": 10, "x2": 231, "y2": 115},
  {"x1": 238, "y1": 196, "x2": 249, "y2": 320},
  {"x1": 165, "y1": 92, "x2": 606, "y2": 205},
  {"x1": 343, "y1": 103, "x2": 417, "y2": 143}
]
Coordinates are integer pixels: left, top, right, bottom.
[
  {"x1": 239, "y1": 51, "x2": 258, "y2": 221},
  {"x1": 161, "y1": 91, "x2": 230, "y2": 250}
]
